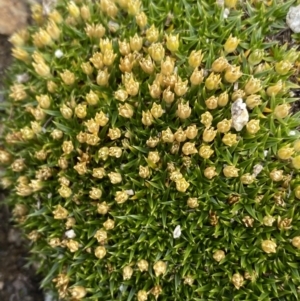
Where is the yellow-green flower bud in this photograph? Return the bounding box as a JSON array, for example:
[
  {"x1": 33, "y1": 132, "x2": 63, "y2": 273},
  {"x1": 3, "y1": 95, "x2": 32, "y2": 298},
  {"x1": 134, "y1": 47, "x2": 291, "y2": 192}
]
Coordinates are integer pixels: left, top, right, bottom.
[
  {"x1": 103, "y1": 218, "x2": 115, "y2": 230},
  {"x1": 292, "y1": 156, "x2": 300, "y2": 169},
  {"x1": 136, "y1": 12, "x2": 147, "y2": 28},
  {"x1": 187, "y1": 197, "x2": 199, "y2": 208},
  {"x1": 217, "y1": 119, "x2": 232, "y2": 133},
  {"x1": 118, "y1": 103, "x2": 134, "y2": 118},
  {"x1": 161, "y1": 56, "x2": 175, "y2": 75},
  {"x1": 204, "y1": 166, "x2": 217, "y2": 179},
  {"x1": 275, "y1": 60, "x2": 293, "y2": 75},
  {"x1": 95, "y1": 246, "x2": 106, "y2": 259},
  {"x1": 199, "y1": 145, "x2": 214, "y2": 159},
  {"x1": 203, "y1": 127, "x2": 217, "y2": 142},
  {"x1": 205, "y1": 96, "x2": 218, "y2": 109},
  {"x1": 89, "y1": 187, "x2": 102, "y2": 200},
  {"x1": 244, "y1": 77, "x2": 262, "y2": 95},
  {"x1": 245, "y1": 94, "x2": 261, "y2": 109},
  {"x1": 223, "y1": 165, "x2": 239, "y2": 178},
  {"x1": 224, "y1": 65, "x2": 242, "y2": 83},
  {"x1": 176, "y1": 101, "x2": 191, "y2": 119},
  {"x1": 53, "y1": 204, "x2": 69, "y2": 219},
  {"x1": 182, "y1": 142, "x2": 197, "y2": 155},
  {"x1": 140, "y1": 56, "x2": 155, "y2": 74},
  {"x1": 139, "y1": 166, "x2": 150, "y2": 178},
  {"x1": 246, "y1": 119, "x2": 260, "y2": 134},
  {"x1": 80, "y1": 5, "x2": 91, "y2": 20},
  {"x1": 162, "y1": 87, "x2": 175, "y2": 104},
  {"x1": 60, "y1": 70, "x2": 75, "y2": 85},
  {"x1": 190, "y1": 68, "x2": 204, "y2": 85},
  {"x1": 274, "y1": 104, "x2": 290, "y2": 119},
  {"x1": 225, "y1": 0, "x2": 238, "y2": 8},
  {"x1": 224, "y1": 35, "x2": 240, "y2": 53},
  {"x1": 294, "y1": 186, "x2": 300, "y2": 199},
  {"x1": 151, "y1": 103, "x2": 164, "y2": 118},
  {"x1": 261, "y1": 240, "x2": 277, "y2": 253},
  {"x1": 222, "y1": 133, "x2": 237, "y2": 147},
  {"x1": 153, "y1": 260, "x2": 167, "y2": 277},
  {"x1": 123, "y1": 266, "x2": 133, "y2": 280},
  {"x1": 146, "y1": 24, "x2": 159, "y2": 43},
  {"x1": 90, "y1": 52, "x2": 103, "y2": 69},
  {"x1": 130, "y1": 33, "x2": 143, "y2": 51},
  {"x1": 232, "y1": 273, "x2": 244, "y2": 290},
  {"x1": 166, "y1": 34, "x2": 179, "y2": 52},
  {"x1": 188, "y1": 50, "x2": 203, "y2": 68},
  {"x1": 211, "y1": 57, "x2": 228, "y2": 72},
  {"x1": 97, "y1": 202, "x2": 109, "y2": 215},
  {"x1": 269, "y1": 169, "x2": 283, "y2": 181},
  {"x1": 185, "y1": 125, "x2": 198, "y2": 139},
  {"x1": 81, "y1": 62, "x2": 94, "y2": 75},
  {"x1": 75, "y1": 104, "x2": 87, "y2": 119},
  {"x1": 201, "y1": 111, "x2": 213, "y2": 128},
  {"x1": 213, "y1": 250, "x2": 225, "y2": 262},
  {"x1": 266, "y1": 80, "x2": 283, "y2": 96},
  {"x1": 142, "y1": 110, "x2": 154, "y2": 126},
  {"x1": 248, "y1": 49, "x2": 264, "y2": 65},
  {"x1": 205, "y1": 72, "x2": 220, "y2": 90},
  {"x1": 278, "y1": 146, "x2": 294, "y2": 160},
  {"x1": 218, "y1": 91, "x2": 229, "y2": 107},
  {"x1": 240, "y1": 173, "x2": 255, "y2": 185},
  {"x1": 162, "y1": 127, "x2": 175, "y2": 143},
  {"x1": 148, "y1": 43, "x2": 165, "y2": 62}
]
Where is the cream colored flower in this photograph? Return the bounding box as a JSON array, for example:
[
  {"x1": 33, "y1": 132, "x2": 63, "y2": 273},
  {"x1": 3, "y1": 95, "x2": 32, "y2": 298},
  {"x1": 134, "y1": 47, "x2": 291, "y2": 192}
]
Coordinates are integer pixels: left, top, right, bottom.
[
  {"x1": 58, "y1": 185, "x2": 72, "y2": 198},
  {"x1": 139, "y1": 166, "x2": 150, "y2": 178},
  {"x1": 123, "y1": 266, "x2": 133, "y2": 280},
  {"x1": 53, "y1": 205, "x2": 68, "y2": 219},
  {"x1": 203, "y1": 127, "x2": 217, "y2": 143},
  {"x1": 115, "y1": 191, "x2": 129, "y2": 204},
  {"x1": 261, "y1": 240, "x2": 277, "y2": 253},
  {"x1": 108, "y1": 172, "x2": 122, "y2": 184},
  {"x1": 222, "y1": 133, "x2": 237, "y2": 147},
  {"x1": 182, "y1": 142, "x2": 197, "y2": 155},
  {"x1": 95, "y1": 246, "x2": 106, "y2": 259},
  {"x1": 89, "y1": 187, "x2": 102, "y2": 199},
  {"x1": 223, "y1": 166, "x2": 239, "y2": 178},
  {"x1": 66, "y1": 239, "x2": 79, "y2": 253},
  {"x1": 97, "y1": 202, "x2": 109, "y2": 215},
  {"x1": 153, "y1": 260, "x2": 167, "y2": 277},
  {"x1": 199, "y1": 145, "x2": 214, "y2": 159},
  {"x1": 175, "y1": 178, "x2": 190, "y2": 192},
  {"x1": 148, "y1": 151, "x2": 160, "y2": 164},
  {"x1": 137, "y1": 259, "x2": 149, "y2": 272},
  {"x1": 108, "y1": 128, "x2": 121, "y2": 140},
  {"x1": 103, "y1": 218, "x2": 115, "y2": 230},
  {"x1": 213, "y1": 250, "x2": 225, "y2": 262}
]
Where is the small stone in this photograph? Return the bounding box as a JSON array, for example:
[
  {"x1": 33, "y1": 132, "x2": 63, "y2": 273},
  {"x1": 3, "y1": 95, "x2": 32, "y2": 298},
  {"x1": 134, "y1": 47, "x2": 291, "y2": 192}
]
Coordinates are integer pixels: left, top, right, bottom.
[
  {"x1": 0, "y1": 0, "x2": 28, "y2": 35},
  {"x1": 286, "y1": 5, "x2": 300, "y2": 33}
]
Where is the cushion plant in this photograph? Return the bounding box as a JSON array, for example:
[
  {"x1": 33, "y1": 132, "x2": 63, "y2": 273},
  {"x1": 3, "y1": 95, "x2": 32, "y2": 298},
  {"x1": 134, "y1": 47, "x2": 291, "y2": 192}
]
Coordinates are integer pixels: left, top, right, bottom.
[{"x1": 1, "y1": 0, "x2": 300, "y2": 300}]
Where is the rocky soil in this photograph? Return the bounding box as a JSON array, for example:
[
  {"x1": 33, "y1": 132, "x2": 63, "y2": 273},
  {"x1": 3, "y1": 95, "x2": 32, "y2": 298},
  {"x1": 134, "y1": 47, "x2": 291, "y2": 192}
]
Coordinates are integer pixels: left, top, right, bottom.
[{"x1": 0, "y1": 1, "x2": 44, "y2": 301}]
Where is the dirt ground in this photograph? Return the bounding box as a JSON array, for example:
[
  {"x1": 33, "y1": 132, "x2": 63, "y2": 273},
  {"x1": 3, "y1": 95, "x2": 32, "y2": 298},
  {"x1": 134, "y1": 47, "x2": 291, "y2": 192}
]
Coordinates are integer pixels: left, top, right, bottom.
[{"x1": 0, "y1": 34, "x2": 44, "y2": 301}]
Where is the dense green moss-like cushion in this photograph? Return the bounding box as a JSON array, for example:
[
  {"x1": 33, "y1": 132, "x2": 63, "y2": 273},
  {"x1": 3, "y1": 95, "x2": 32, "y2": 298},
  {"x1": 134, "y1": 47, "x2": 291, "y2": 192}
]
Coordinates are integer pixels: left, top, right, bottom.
[{"x1": 1, "y1": 0, "x2": 300, "y2": 299}]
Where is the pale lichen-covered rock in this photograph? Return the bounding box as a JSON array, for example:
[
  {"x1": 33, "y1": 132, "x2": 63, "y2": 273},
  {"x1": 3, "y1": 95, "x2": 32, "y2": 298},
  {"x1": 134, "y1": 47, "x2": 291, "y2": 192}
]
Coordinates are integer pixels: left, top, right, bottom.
[
  {"x1": 286, "y1": 5, "x2": 300, "y2": 33},
  {"x1": 231, "y1": 98, "x2": 249, "y2": 131},
  {"x1": 0, "y1": 0, "x2": 28, "y2": 35}
]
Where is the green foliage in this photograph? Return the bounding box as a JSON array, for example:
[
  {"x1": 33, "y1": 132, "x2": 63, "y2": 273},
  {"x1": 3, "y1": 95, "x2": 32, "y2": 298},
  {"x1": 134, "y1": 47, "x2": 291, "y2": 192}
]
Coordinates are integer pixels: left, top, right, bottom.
[{"x1": 1, "y1": 0, "x2": 300, "y2": 300}]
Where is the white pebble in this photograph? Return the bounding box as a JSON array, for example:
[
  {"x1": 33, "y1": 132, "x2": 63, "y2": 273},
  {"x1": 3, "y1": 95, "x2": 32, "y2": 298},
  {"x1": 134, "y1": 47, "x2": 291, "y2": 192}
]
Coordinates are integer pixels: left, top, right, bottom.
[
  {"x1": 55, "y1": 49, "x2": 63, "y2": 58},
  {"x1": 65, "y1": 229, "x2": 76, "y2": 239},
  {"x1": 286, "y1": 5, "x2": 300, "y2": 33},
  {"x1": 173, "y1": 225, "x2": 181, "y2": 239},
  {"x1": 231, "y1": 98, "x2": 249, "y2": 131}
]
